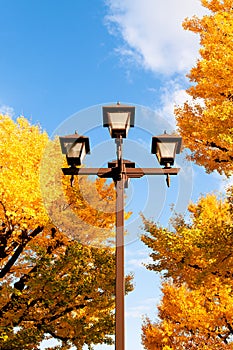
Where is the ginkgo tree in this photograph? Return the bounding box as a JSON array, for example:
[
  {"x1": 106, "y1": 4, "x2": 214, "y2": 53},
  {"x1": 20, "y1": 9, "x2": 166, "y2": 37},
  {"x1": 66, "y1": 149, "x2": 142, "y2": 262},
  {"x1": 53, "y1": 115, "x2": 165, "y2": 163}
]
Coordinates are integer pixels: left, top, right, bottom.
[
  {"x1": 141, "y1": 1, "x2": 233, "y2": 348},
  {"x1": 0, "y1": 114, "x2": 133, "y2": 349},
  {"x1": 175, "y1": 0, "x2": 233, "y2": 175},
  {"x1": 141, "y1": 191, "x2": 233, "y2": 349}
]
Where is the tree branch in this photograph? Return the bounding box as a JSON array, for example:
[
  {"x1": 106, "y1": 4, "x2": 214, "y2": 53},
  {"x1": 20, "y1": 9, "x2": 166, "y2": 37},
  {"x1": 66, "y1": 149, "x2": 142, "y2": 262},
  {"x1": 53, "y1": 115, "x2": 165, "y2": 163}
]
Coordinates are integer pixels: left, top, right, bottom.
[{"x1": 0, "y1": 226, "x2": 43, "y2": 279}]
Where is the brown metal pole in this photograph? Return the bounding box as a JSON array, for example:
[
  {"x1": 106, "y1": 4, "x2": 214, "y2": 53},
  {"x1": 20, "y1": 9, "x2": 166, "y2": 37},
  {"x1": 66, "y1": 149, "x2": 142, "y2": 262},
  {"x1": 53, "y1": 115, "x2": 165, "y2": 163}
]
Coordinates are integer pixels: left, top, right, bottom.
[{"x1": 115, "y1": 176, "x2": 125, "y2": 350}]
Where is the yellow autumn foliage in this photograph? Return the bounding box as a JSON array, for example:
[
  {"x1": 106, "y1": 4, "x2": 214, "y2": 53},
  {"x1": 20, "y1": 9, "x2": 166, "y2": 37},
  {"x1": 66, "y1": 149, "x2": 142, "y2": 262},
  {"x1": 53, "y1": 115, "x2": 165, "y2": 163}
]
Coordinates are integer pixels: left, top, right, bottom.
[
  {"x1": 175, "y1": 0, "x2": 233, "y2": 175},
  {"x1": 141, "y1": 190, "x2": 233, "y2": 349},
  {"x1": 0, "y1": 115, "x2": 49, "y2": 229},
  {"x1": 0, "y1": 114, "x2": 133, "y2": 349}
]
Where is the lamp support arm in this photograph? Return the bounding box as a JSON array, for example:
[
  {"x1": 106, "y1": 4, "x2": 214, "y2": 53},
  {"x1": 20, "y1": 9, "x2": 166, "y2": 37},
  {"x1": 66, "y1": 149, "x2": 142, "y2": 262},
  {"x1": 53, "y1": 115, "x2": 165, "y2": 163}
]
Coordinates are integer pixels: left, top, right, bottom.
[{"x1": 62, "y1": 167, "x2": 180, "y2": 177}]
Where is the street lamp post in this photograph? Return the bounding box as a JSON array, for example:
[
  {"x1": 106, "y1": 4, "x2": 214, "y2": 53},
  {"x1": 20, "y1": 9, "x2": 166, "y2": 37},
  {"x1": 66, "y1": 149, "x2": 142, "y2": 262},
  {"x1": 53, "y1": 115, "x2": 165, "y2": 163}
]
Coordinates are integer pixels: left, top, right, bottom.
[{"x1": 59, "y1": 104, "x2": 182, "y2": 350}]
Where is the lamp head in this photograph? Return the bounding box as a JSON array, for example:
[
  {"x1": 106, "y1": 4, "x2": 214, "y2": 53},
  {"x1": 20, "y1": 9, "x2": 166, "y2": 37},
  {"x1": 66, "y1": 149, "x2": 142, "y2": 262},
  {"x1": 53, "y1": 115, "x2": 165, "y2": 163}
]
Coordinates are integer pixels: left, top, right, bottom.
[
  {"x1": 102, "y1": 104, "x2": 135, "y2": 138},
  {"x1": 59, "y1": 132, "x2": 90, "y2": 167},
  {"x1": 151, "y1": 132, "x2": 182, "y2": 167}
]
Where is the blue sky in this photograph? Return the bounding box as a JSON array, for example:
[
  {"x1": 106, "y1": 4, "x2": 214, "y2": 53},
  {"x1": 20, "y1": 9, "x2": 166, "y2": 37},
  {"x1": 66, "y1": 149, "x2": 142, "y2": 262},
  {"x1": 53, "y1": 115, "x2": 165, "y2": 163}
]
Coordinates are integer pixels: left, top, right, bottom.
[{"x1": 0, "y1": 1, "x2": 231, "y2": 349}]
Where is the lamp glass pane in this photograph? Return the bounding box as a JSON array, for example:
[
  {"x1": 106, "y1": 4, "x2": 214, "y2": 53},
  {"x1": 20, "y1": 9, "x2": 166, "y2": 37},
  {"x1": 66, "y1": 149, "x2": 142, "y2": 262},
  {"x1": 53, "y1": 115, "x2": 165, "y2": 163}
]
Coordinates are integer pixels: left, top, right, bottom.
[
  {"x1": 79, "y1": 145, "x2": 86, "y2": 163},
  {"x1": 63, "y1": 142, "x2": 74, "y2": 153},
  {"x1": 108, "y1": 112, "x2": 129, "y2": 129},
  {"x1": 158, "y1": 142, "x2": 176, "y2": 158},
  {"x1": 67, "y1": 142, "x2": 83, "y2": 158}
]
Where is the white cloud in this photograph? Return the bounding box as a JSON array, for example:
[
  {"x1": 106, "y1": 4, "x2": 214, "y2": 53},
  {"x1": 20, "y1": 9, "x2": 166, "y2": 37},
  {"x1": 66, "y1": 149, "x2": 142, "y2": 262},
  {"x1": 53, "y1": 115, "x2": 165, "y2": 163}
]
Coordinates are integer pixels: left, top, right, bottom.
[
  {"x1": 105, "y1": 0, "x2": 207, "y2": 75},
  {"x1": 143, "y1": 78, "x2": 193, "y2": 129},
  {"x1": 212, "y1": 171, "x2": 233, "y2": 194},
  {"x1": 126, "y1": 297, "x2": 160, "y2": 318},
  {"x1": 156, "y1": 81, "x2": 191, "y2": 128},
  {"x1": 126, "y1": 248, "x2": 153, "y2": 270},
  {"x1": 0, "y1": 104, "x2": 15, "y2": 117},
  {"x1": 127, "y1": 256, "x2": 152, "y2": 269}
]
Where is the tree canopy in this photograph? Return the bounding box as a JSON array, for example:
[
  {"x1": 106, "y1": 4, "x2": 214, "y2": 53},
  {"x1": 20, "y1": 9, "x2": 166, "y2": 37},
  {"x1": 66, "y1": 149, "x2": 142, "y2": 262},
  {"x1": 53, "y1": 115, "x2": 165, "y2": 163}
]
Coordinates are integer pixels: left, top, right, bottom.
[
  {"x1": 175, "y1": 0, "x2": 233, "y2": 175},
  {"x1": 0, "y1": 115, "x2": 133, "y2": 349},
  {"x1": 141, "y1": 190, "x2": 233, "y2": 349},
  {"x1": 141, "y1": 1, "x2": 233, "y2": 348}
]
